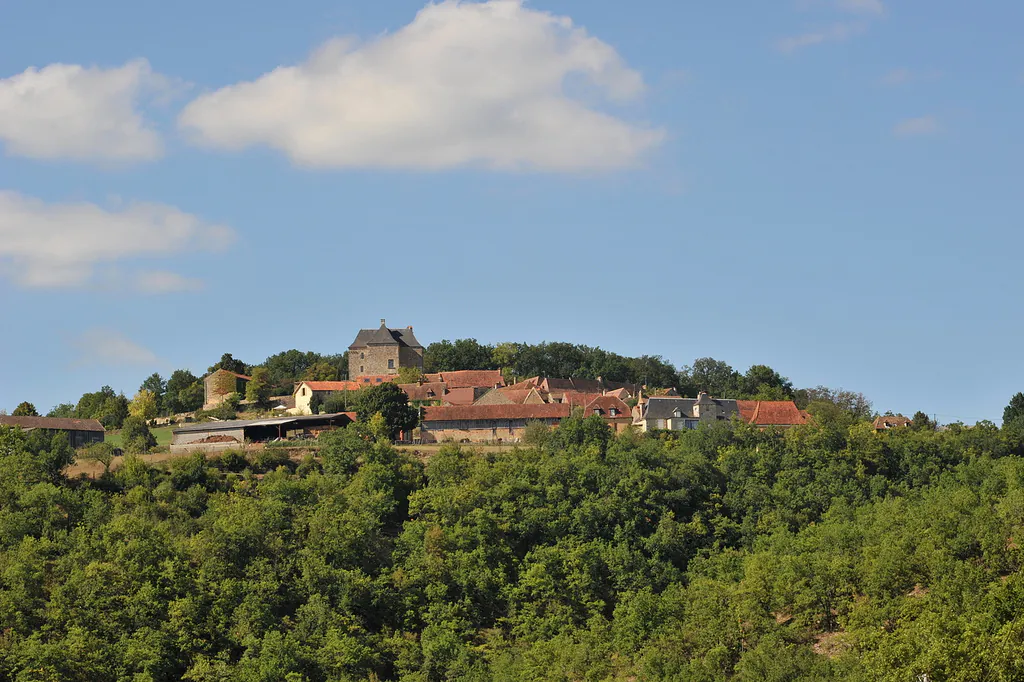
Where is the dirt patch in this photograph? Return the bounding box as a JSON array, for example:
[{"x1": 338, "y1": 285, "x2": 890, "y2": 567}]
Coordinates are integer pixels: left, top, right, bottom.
[
  {"x1": 195, "y1": 435, "x2": 241, "y2": 444},
  {"x1": 812, "y1": 631, "x2": 850, "y2": 659}
]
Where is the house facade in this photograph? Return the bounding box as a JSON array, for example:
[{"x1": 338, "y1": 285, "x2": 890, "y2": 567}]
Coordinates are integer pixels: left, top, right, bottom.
[
  {"x1": 203, "y1": 369, "x2": 250, "y2": 410},
  {"x1": 419, "y1": 403, "x2": 572, "y2": 443},
  {"x1": 0, "y1": 416, "x2": 104, "y2": 449},
  {"x1": 293, "y1": 380, "x2": 363, "y2": 415},
  {"x1": 348, "y1": 320, "x2": 423, "y2": 377},
  {"x1": 633, "y1": 393, "x2": 740, "y2": 432}
]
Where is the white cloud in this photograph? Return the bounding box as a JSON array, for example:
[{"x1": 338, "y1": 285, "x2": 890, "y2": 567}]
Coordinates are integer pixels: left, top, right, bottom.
[
  {"x1": 893, "y1": 115, "x2": 941, "y2": 137},
  {"x1": 880, "y1": 68, "x2": 942, "y2": 86},
  {"x1": 71, "y1": 328, "x2": 159, "y2": 367},
  {"x1": 0, "y1": 59, "x2": 164, "y2": 162},
  {"x1": 837, "y1": 0, "x2": 885, "y2": 15},
  {"x1": 179, "y1": 0, "x2": 664, "y2": 172},
  {"x1": 0, "y1": 190, "x2": 233, "y2": 289},
  {"x1": 135, "y1": 271, "x2": 204, "y2": 294},
  {"x1": 777, "y1": 22, "x2": 864, "y2": 52}
]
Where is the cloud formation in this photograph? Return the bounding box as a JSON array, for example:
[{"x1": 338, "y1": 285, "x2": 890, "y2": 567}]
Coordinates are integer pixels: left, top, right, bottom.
[
  {"x1": 777, "y1": 22, "x2": 865, "y2": 52},
  {"x1": 179, "y1": 0, "x2": 663, "y2": 172},
  {"x1": 0, "y1": 190, "x2": 233, "y2": 289},
  {"x1": 837, "y1": 0, "x2": 885, "y2": 15},
  {"x1": 0, "y1": 59, "x2": 166, "y2": 162},
  {"x1": 71, "y1": 328, "x2": 159, "y2": 367},
  {"x1": 893, "y1": 115, "x2": 941, "y2": 137}
]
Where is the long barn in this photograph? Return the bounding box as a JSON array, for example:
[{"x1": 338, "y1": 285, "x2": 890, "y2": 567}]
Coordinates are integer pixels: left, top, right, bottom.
[
  {"x1": 171, "y1": 413, "x2": 354, "y2": 453},
  {"x1": 0, "y1": 416, "x2": 105, "y2": 449}
]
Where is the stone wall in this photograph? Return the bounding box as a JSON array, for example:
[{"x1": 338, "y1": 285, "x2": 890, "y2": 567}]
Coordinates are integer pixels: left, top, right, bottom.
[{"x1": 349, "y1": 345, "x2": 400, "y2": 377}]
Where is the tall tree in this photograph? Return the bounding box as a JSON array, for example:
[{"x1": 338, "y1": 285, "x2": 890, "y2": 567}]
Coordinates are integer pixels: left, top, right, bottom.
[
  {"x1": 1004, "y1": 392, "x2": 1024, "y2": 426},
  {"x1": 166, "y1": 369, "x2": 204, "y2": 413},
  {"x1": 207, "y1": 353, "x2": 248, "y2": 375},
  {"x1": 685, "y1": 358, "x2": 741, "y2": 397},
  {"x1": 12, "y1": 402, "x2": 38, "y2": 417},
  {"x1": 352, "y1": 383, "x2": 417, "y2": 440},
  {"x1": 129, "y1": 390, "x2": 158, "y2": 421},
  {"x1": 139, "y1": 373, "x2": 167, "y2": 413},
  {"x1": 245, "y1": 367, "x2": 272, "y2": 406}
]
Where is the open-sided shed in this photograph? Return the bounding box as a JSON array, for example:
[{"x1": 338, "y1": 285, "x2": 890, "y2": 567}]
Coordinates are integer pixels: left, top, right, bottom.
[{"x1": 171, "y1": 413, "x2": 353, "y2": 453}]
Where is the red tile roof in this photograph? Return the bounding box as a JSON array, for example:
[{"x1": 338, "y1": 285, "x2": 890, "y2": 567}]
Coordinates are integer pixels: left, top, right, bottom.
[
  {"x1": 422, "y1": 403, "x2": 571, "y2": 422},
  {"x1": 299, "y1": 381, "x2": 362, "y2": 392},
  {"x1": 506, "y1": 377, "x2": 541, "y2": 390},
  {"x1": 0, "y1": 416, "x2": 105, "y2": 432},
  {"x1": 442, "y1": 387, "x2": 480, "y2": 406},
  {"x1": 399, "y1": 382, "x2": 447, "y2": 401},
  {"x1": 737, "y1": 400, "x2": 809, "y2": 426},
  {"x1": 422, "y1": 370, "x2": 506, "y2": 389},
  {"x1": 582, "y1": 395, "x2": 632, "y2": 418},
  {"x1": 873, "y1": 415, "x2": 912, "y2": 429}
]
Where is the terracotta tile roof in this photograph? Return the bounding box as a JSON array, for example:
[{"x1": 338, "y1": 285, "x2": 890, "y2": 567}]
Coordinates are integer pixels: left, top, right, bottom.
[
  {"x1": 506, "y1": 377, "x2": 541, "y2": 390},
  {"x1": 737, "y1": 400, "x2": 809, "y2": 426},
  {"x1": 873, "y1": 415, "x2": 912, "y2": 429},
  {"x1": 442, "y1": 387, "x2": 480, "y2": 406},
  {"x1": 556, "y1": 392, "x2": 606, "y2": 408},
  {"x1": 582, "y1": 395, "x2": 632, "y2": 418},
  {"x1": 299, "y1": 381, "x2": 362, "y2": 392},
  {"x1": 0, "y1": 416, "x2": 105, "y2": 432},
  {"x1": 422, "y1": 370, "x2": 505, "y2": 389},
  {"x1": 399, "y1": 382, "x2": 447, "y2": 401},
  {"x1": 422, "y1": 403, "x2": 571, "y2": 422},
  {"x1": 496, "y1": 388, "x2": 535, "y2": 404}
]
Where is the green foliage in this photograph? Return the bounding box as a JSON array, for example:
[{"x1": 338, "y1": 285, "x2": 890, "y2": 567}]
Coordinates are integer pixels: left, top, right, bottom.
[
  {"x1": 1005, "y1": 392, "x2": 1024, "y2": 426},
  {"x1": 196, "y1": 393, "x2": 240, "y2": 422},
  {"x1": 3, "y1": 405, "x2": 1024, "y2": 680},
  {"x1": 74, "y1": 386, "x2": 130, "y2": 429},
  {"x1": 129, "y1": 389, "x2": 158, "y2": 421},
  {"x1": 46, "y1": 402, "x2": 76, "y2": 418},
  {"x1": 207, "y1": 352, "x2": 248, "y2": 375},
  {"x1": 396, "y1": 366, "x2": 424, "y2": 384},
  {"x1": 140, "y1": 372, "x2": 167, "y2": 414},
  {"x1": 166, "y1": 369, "x2": 204, "y2": 414},
  {"x1": 80, "y1": 441, "x2": 116, "y2": 473},
  {"x1": 245, "y1": 367, "x2": 272, "y2": 406},
  {"x1": 352, "y1": 383, "x2": 417, "y2": 440},
  {"x1": 122, "y1": 415, "x2": 157, "y2": 454},
  {"x1": 12, "y1": 401, "x2": 38, "y2": 417}
]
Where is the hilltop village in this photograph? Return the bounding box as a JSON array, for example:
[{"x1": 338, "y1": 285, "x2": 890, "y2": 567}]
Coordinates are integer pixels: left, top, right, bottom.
[{"x1": 174, "y1": 320, "x2": 815, "y2": 453}]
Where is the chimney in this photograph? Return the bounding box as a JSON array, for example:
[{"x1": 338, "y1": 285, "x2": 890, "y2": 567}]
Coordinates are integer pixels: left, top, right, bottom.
[{"x1": 380, "y1": 318, "x2": 386, "y2": 327}]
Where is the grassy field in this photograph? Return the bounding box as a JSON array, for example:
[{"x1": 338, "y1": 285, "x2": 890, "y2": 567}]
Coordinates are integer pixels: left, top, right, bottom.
[{"x1": 105, "y1": 426, "x2": 174, "y2": 448}]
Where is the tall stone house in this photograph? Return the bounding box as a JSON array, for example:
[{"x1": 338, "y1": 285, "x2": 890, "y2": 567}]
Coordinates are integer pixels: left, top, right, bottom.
[
  {"x1": 203, "y1": 369, "x2": 250, "y2": 410},
  {"x1": 348, "y1": 320, "x2": 423, "y2": 377}
]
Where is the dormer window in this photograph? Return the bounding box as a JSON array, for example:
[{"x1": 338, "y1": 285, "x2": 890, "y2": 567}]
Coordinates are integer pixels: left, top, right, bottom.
[
  {"x1": 609, "y1": 408, "x2": 618, "y2": 416},
  {"x1": 673, "y1": 408, "x2": 683, "y2": 418}
]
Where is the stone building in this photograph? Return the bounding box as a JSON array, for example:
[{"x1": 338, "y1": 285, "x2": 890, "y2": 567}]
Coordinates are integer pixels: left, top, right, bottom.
[
  {"x1": 0, "y1": 415, "x2": 105, "y2": 449},
  {"x1": 348, "y1": 320, "x2": 423, "y2": 378},
  {"x1": 203, "y1": 369, "x2": 250, "y2": 410}
]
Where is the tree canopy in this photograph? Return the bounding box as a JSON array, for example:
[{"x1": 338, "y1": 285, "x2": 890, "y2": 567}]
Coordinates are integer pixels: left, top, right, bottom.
[{"x1": 1, "y1": 408, "x2": 1024, "y2": 679}]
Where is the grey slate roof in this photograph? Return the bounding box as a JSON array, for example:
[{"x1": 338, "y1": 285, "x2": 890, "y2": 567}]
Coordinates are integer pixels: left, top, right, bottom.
[
  {"x1": 641, "y1": 396, "x2": 739, "y2": 420},
  {"x1": 349, "y1": 323, "x2": 422, "y2": 349},
  {"x1": 0, "y1": 416, "x2": 105, "y2": 432},
  {"x1": 172, "y1": 413, "x2": 351, "y2": 434}
]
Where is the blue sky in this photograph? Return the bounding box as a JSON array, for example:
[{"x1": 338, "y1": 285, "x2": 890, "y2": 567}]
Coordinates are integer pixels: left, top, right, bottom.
[{"x1": 1, "y1": 0, "x2": 1022, "y2": 424}]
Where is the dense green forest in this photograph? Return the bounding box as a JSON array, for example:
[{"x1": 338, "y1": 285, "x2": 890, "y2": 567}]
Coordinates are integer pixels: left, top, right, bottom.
[{"x1": 4, "y1": 397, "x2": 1024, "y2": 680}]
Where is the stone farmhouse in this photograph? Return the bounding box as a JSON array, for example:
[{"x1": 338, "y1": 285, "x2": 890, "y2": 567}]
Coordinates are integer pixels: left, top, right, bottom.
[
  {"x1": 348, "y1": 320, "x2": 423, "y2": 378},
  {"x1": 633, "y1": 394, "x2": 809, "y2": 432},
  {"x1": 203, "y1": 369, "x2": 250, "y2": 410},
  {"x1": 0, "y1": 415, "x2": 105, "y2": 449}
]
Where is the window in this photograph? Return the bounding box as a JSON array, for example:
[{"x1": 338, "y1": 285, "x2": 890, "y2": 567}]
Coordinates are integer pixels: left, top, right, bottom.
[
  {"x1": 609, "y1": 408, "x2": 618, "y2": 416},
  {"x1": 302, "y1": 388, "x2": 306, "y2": 396},
  {"x1": 388, "y1": 359, "x2": 395, "y2": 369},
  {"x1": 359, "y1": 366, "x2": 364, "y2": 374},
  {"x1": 673, "y1": 408, "x2": 683, "y2": 418},
  {"x1": 360, "y1": 352, "x2": 364, "y2": 359}
]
